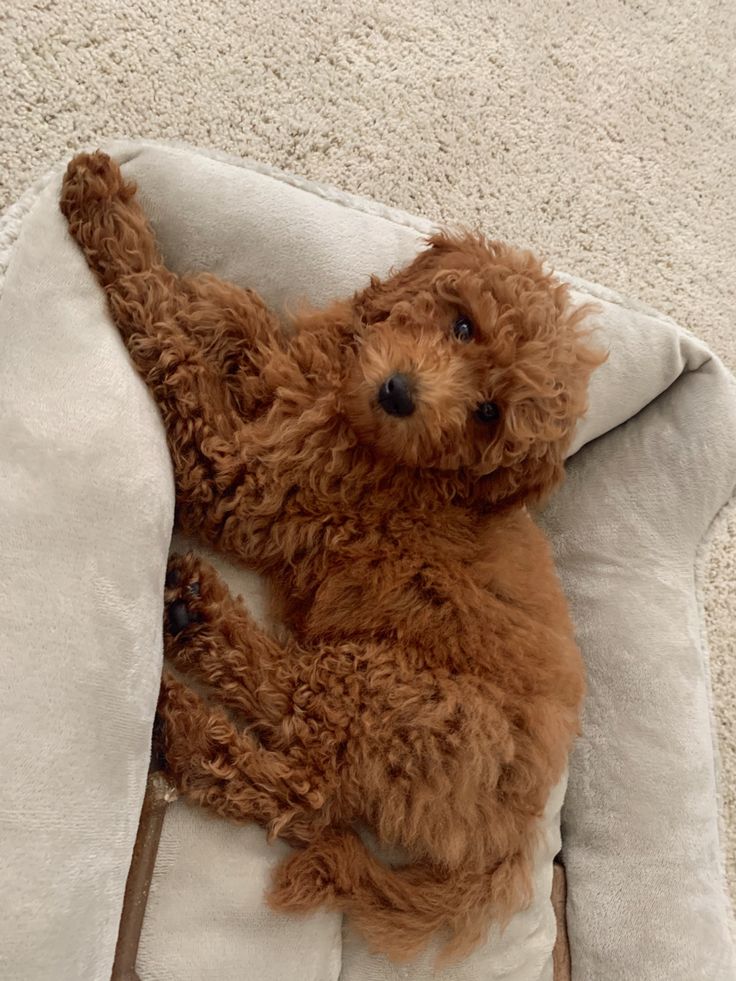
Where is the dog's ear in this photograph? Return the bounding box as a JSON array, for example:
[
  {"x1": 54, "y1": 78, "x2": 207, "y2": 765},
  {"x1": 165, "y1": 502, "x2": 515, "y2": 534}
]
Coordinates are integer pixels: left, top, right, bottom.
[
  {"x1": 351, "y1": 252, "x2": 437, "y2": 326},
  {"x1": 465, "y1": 302, "x2": 606, "y2": 514},
  {"x1": 458, "y1": 444, "x2": 567, "y2": 515},
  {"x1": 479, "y1": 450, "x2": 567, "y2": 512},
  {"x1": 351, "y1": 229, "x2": 485, "y2": 325}
]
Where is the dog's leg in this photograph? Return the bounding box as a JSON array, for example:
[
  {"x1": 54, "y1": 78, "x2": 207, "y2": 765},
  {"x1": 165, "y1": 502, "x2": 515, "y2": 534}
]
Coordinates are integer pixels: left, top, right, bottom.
[
  {"x1": 60, "y1": 151, "x2": 284, "y2": 543},
  {"x1": 176, "y1": 269, "x2": 283, "y2": 417},
  {"x1": 162, "y1": 552, "x2": 293, "y2": 740},
  {"x1": 159, "y1": 672, "x2": 330, "y2": 841},
  {"x1": 60, "y1": 152, "x2": 283, "y2": 386}
]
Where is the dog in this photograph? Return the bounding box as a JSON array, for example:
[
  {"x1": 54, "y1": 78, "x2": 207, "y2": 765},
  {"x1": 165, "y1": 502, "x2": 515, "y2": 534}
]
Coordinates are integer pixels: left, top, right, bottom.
[{"x1": 60, "y1": 151, "x2": 603, "y2": 964}]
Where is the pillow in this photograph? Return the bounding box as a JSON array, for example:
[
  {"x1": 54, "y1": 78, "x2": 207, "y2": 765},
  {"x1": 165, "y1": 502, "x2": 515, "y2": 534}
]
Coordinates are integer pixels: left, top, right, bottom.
[{"x1": 1, "y1": 139, "x2": 734, "y2": 981}]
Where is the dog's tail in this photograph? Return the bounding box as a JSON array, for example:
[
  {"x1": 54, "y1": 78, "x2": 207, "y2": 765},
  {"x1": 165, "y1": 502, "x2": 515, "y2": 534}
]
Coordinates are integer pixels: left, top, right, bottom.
[
  {"x1": 60, "y1": 151, "x2": 178, "y2": 340},
  {"x1": 268, "y1": 828, "x2": 531, "y2": 965}
]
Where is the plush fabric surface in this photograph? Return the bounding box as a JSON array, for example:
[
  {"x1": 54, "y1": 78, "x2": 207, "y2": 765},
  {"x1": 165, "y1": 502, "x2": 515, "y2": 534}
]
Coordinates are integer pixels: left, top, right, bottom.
[
  {"x1": 0, "y1": 140, "x2": 734, "y2": 980},
  {"x1": 0, "y1": 158, "x2": 174, "y2": 979}
]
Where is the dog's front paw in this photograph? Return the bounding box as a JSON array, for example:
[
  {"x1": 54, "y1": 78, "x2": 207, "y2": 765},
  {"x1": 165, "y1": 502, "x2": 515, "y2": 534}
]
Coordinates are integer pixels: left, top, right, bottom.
[
  {"x1": 60, "y1": 151, "x2": 135, "y2": 223},
  {"x1": 164, "y1": 553, "x2": 205, "y2": 634},
  {"x1": 163, "y1": 553, "x2": 226, "y2": 668}
]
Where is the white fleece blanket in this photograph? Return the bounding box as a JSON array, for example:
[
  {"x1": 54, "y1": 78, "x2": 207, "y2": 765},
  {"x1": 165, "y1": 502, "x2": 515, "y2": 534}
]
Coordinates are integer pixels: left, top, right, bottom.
[{"x1": 0, "y1": 140, "x2": 734, "y2": 981}]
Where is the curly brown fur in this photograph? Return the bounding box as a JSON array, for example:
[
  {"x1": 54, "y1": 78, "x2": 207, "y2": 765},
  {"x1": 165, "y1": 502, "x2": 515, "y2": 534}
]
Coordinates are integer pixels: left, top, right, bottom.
[{"x1": 60, "y1": 151, "x2": 604, "y2": 964}]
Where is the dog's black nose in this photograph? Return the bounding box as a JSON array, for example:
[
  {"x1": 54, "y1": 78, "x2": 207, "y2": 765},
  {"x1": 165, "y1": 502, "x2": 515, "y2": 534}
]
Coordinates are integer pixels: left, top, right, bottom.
[{"x1": 378, "y1": 374, "x2": 415, "y2": 417}]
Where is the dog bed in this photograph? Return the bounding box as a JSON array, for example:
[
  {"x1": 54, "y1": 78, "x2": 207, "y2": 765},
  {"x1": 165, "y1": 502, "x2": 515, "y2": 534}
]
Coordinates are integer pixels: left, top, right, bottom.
[{"x1": 1, "y1": 140, "x2": 735, "y2": 981}]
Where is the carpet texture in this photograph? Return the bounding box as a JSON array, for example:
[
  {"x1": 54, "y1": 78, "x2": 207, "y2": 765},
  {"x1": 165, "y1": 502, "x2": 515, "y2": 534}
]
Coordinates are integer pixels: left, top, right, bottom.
[{"x1": 2, "y1": 0, "x2": 735, "y2": 901}]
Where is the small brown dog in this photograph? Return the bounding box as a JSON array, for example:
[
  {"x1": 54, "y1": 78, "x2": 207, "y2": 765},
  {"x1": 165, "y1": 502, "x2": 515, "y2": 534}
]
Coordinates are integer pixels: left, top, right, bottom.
[{"x1": 60, "y1": 152, "x2": 602, "y2": 964}]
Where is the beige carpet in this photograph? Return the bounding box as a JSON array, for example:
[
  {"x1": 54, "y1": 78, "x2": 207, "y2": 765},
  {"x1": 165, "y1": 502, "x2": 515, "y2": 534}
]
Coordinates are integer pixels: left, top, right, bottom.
[{"x1": 2, "y1": 0, "x2": 735, "y2": 894}]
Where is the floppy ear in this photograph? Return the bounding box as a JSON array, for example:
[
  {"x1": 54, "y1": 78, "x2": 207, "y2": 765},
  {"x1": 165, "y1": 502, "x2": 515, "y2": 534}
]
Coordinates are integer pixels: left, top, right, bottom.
[
  {"x1": 461, "y1": 445, "x2": 567, "y2": 515},
  {"x1": 352, "y1": 229, "x2": 478, "y2": 322},
  {"x1": 293, "y1": 231, "x2": 457, "y2": 339},
  {"x1": 492, "y1": 451, "x2": 566, "y2": 511},
  {"x1": 352, "y1": 228, "x2": 497, "y2": 325},
  {"x1": 351, "y1": 250, "x2": 437, "y2": 325},
  {"x1": 467, "y1": 302, "x2": 606, "y2": 513}
]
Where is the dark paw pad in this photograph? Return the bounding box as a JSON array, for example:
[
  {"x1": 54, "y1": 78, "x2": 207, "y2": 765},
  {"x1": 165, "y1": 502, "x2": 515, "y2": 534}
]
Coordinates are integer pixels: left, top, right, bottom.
[{"x1": 168, "y1": 599, "x2": 192, "y2": 635}]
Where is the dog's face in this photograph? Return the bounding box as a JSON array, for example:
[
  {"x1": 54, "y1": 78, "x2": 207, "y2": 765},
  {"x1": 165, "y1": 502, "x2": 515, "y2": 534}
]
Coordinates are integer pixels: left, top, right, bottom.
[{"x1": 335, "y1": 232, "x2": 604, "y2": 508}]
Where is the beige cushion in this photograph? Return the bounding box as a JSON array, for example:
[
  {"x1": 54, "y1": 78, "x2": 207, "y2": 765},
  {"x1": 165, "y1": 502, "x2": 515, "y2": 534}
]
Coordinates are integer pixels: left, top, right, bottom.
[
  {"x1": 0, "y1": 139, "x2": 734, "y2": 980},
  {"x1": 0, "y1": 158, "x2": 173, "y2": 978}
]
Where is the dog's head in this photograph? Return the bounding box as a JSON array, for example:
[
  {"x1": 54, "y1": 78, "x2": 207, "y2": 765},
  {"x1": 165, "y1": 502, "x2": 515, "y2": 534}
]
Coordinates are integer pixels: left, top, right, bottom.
[{"x1": 297, "y1": 232, "x2": 605, "y2": 510}]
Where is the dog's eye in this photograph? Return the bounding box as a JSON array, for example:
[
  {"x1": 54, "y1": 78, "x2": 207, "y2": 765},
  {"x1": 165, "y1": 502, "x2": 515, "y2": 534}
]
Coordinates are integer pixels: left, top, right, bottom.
[
  {"x1": 453, "y1": 316, "x2": 474, "y2": 343},
  {"x1": 475, "y1": 401, "x2": 500, "y2": 424}
]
